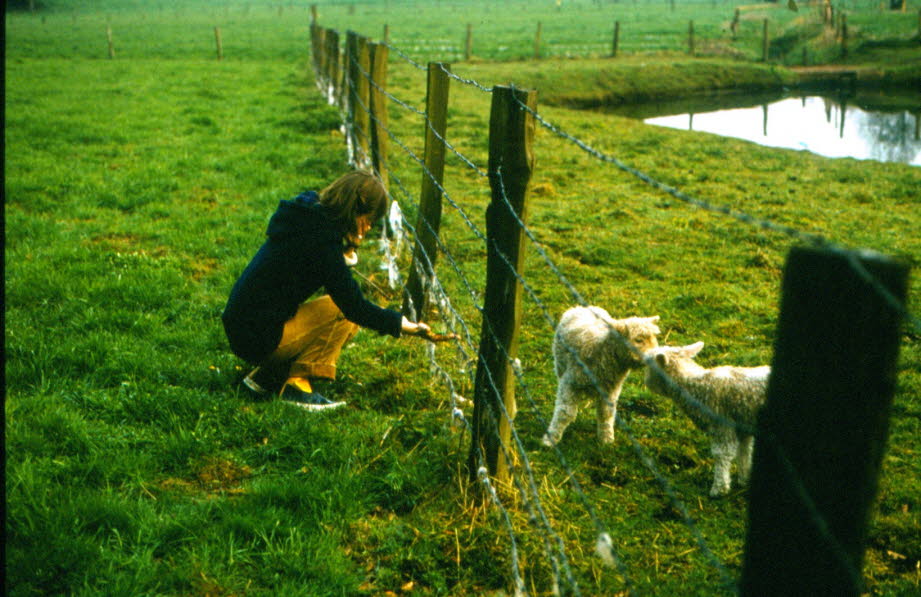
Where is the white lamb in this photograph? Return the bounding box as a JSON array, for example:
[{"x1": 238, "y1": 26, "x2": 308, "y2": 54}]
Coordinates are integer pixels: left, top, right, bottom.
[
  {"x1": 643, "y1": 342, "x2": 770, "y2": 497},
  {"x1": 542, "y1": 307, "x2": 661, "y2": 447}
]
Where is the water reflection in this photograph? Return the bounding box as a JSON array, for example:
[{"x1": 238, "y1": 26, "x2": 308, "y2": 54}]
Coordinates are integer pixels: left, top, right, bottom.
[{"x1": 633, "y1": 93, "x2": 921, "y2": 166}]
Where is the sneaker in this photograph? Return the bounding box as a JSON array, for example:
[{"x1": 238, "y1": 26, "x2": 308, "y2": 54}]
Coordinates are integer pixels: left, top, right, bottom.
[{"x1": 280, "y1": 384, "x2": 346, "y2": 411}]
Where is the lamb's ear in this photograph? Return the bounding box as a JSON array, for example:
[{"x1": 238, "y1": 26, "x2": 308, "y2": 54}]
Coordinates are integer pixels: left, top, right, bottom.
[
  {"x1": 647, "y1": 315, "x2": 660, "y2": 324},
  {"x1": 684, "y1": 341, "x2": 705, "y2": 357},
  {"x1": 655, "y1": 353, "x2": 668, "y2": 367}
]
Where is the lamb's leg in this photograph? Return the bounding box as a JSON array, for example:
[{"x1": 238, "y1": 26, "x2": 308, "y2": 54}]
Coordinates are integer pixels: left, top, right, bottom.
[
  {"x1": 735, "y1": 435, "x2": 755, "y2": 487},
  {"x1": 543, "y1": 377, "x2": 580, "y2": 447},
  {"x1": 595, "y1": 373, "x2": 627, "y2": 444},
  {"x1": 710, "y1": 433, "x2": 738, "y2": 497}
]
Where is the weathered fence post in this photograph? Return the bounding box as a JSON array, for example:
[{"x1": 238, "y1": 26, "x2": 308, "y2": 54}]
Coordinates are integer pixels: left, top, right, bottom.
[
  {"x1": 311, "y1": 25, "x2": 326, "y2": 92},
  {"x1": 467, "y1": 85, "x2": 537, "y2": 485},
  {"x1": 324, "y1": 28, "x2": 340, "y2": 106},
  {"x1": 355, "y1": 35, "x2": 372, "y2": 168},
  {"x1": 741, "y1": 246, "x2": 910, "y2": 597},
  {"x1": 403, "y1": 62, "x2": 451, "y2": 320},
  {"x1": 343, "y1": 31, "x2": 359, "y2": 157},
  {"x1": 344, "y1": 32, "x2": 372, "y2": 167},
  {"x1": 214, "y1": 26, "x2": 223, "y2": 61},
  {"x1": 107, "y1": 26, "x2": 115, "y2": 59},
  {"x1": 465, "y1": 24, "x2": 473, "y2": 61},
  {"x1": 688, "y1": 20, "x2": 695, "y2": 55},
  {"x1": 762, "y1": 18, "x2": 770, "y2": 62},
  {"x1": 383, "y1": 23, "x2": 390, "y2": 44},
  {"x1": 534, "y1": 22, "x2": 542, "y2": 59},
  {"x1": 731, "y1": 8, "x2": 740, "y2": 39},
  {"x1": 369, "y1": 42, "x2": 391, "y2": 192},
  {"x1": 310, "y1": 4, "x2": 318, "y2": 25},
  {"x1": 612, "y1": 21, "x2": 620, "y2": 57}
]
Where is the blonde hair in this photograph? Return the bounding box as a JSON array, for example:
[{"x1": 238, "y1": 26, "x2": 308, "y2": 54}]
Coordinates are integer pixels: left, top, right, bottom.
[{"x1": 318, "y1": 170, "x2": 388, "y2": 238}]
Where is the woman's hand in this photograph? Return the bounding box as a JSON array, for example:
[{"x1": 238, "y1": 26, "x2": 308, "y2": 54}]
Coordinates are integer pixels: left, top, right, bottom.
[
  {"x1": 400, "y1": 318, "x2": 459, "y2": 343},
  {"x1": 401, "y1": 317, "x2": 431, "y2": 337}
]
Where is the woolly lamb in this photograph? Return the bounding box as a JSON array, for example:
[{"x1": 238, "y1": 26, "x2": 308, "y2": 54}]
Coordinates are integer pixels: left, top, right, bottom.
[
  {"x1": 542, "y1": 307, "x2": 661, "y2": 447},
  {"x1": 643, "y1": 342, "x2": 770, "y2": 497}
]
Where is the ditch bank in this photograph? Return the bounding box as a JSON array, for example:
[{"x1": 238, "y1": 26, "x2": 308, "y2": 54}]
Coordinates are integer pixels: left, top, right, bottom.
[{"x1": 454, "y1": 56, "x2": 921, "y2": 110}]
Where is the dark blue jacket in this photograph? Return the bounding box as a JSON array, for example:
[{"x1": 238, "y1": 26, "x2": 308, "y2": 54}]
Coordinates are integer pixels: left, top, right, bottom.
[{"x1": 222, "y1": 191, "x2": 402, "y2": 364}]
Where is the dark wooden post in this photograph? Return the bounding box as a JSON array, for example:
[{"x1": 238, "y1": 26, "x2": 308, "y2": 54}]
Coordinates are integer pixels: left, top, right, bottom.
[
  {"x1": 354, "y1": 35, "x2": 372, "y2": 168},
  {"x1": 369, "y1": 42, "x2": 391, "y2": 191},
  {"x1": 107, "y1": 26, "x2": 115, "y2": 59},
  {"x1": 731, "y1": 8, "x2": 740, "y2": 39},
  {"x1": 312, "y1": 26, "x2": 327, "y2": 90},
  {"x1": 612, "y1": 21, "x2": 620, "y2": 57},
  {"x1": 310, "y1": 4, "x2": 318, "y2": 25},
  {"x1": 468, "y1": 86, "x2": 537, "y2": 485},
  {"x1": 344, "y1": 31, "x2": 359, "y2": 147},
  {"x1": 688, "y1": 20, "x2": 695, "y2": 55},
  {"x1": 214, "y1": 26, "x2": 223, "y2": 61},
  {"x1": 325, "y1": 28, "x2": 340, "y2": 105},
  {"x1": 465, "y1": 24, "x2": 472, "y2": 60},
  {"x1": 403, "y1": 63, "x2": 451, "y2": 320},
  {"x1": 741, "y1": 246, "x2": 910, "y2": 597},
  {"x1": 344, "y1": 32, "x2": 371, "y2": 167},
  {"x1": 383, "y1": 23, "x2": 390, "y2": 44}
]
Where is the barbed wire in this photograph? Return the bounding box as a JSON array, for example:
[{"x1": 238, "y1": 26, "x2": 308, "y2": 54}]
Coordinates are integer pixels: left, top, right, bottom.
[
  {"x1": 379, "y1": 38, "x2": 428, "y2": 72},
  {"x1": 436, "y1": 62, "x2": 495, "y2": 94}
]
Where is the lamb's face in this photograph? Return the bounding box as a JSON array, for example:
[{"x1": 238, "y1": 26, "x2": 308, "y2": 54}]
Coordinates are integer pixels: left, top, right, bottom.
[
  {"x1": 643, "y1": 342, "x2": 705, "y2": 394},
  {"x1": 621, "y1": 316, "x2": 661, "y2": 366}
]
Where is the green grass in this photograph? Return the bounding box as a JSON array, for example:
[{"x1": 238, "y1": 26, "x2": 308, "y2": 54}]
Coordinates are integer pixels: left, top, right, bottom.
[{"x1": 6, "y1": 1, "x2": 921, "y2": 595}]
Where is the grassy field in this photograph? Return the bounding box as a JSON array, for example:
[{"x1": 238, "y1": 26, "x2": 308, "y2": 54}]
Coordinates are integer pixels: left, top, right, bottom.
[{"x1": 5, "y1": 1, "x2": 921, "y2": 595}]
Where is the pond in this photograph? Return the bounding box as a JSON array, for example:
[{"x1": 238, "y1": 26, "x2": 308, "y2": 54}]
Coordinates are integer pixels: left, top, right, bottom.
[{"x1": 608, "y1": 89, "x2": 921, "y2": 166}]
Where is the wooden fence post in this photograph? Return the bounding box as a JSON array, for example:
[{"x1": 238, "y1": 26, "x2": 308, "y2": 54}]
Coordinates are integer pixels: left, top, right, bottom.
[
  {"x1": 534, "y1": 21, "x2": 542, "y2": 59},
  {"x1": 107, "y1": 26, "x2": 115, "y2": 59},
  {"x1": 355, "y1": 35, "x2": 372, "y2": 168},
  {"x1": 344, "y1": 32, "x2": 372, "y2": 167},
  {"x1": 369, "y1": 42, "x2": 391, "y2": 191},
  {"x1": 310, "y1": 4, "x2": 318, "y2": 25},
  {"x1": 740, "y1": 246, "x2": 909, "y2": 597},
  {"x1": 325, "y1": 28, "x2": 340, "y2": 106},
  {"x1": 468, "y1": 85, "x2": 537, "y2": 485},
  {"x1": 762, "y1": 19, "x2": 770, "y2": 62},
  {"x1": 688, "y1": 20, "x2": 695, "y2": 55},
  {"x1": 214, "y1": 26, "x2": 223, "y2": 61},
  {"x1": 344, "y1": 31, "x2": 359, "y2": 152},
  {"x1": 383, "y1": 23, "x2": 390, "y2": 44},
  {"x1": 465, "y1": 23, "x2": 472, "y2": 61},
  {"x1": 311, "y1": 25, "x2": 326, "y2": 91},
  {"x1": 403, "y1": 62, "x2": 451, "y2": 319},
  {"x1": 612, "y1": 21, "x2": 620, "y2": 57}
]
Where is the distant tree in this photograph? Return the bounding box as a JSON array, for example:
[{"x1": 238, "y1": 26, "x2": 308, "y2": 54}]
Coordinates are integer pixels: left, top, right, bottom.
[{"x1": 6, "y1": 0, "x2": 38, "y2": 11}]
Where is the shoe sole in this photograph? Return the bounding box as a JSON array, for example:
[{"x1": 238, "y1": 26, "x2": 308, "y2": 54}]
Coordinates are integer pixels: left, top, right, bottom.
[{"x1": 283, "y1": 400, "x2": 347, "y2": 411}]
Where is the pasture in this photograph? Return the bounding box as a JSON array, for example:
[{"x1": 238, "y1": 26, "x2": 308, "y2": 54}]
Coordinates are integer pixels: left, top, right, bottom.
[{"x1": 5, "y1": 1, "x2": 920, "y2": 595}]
